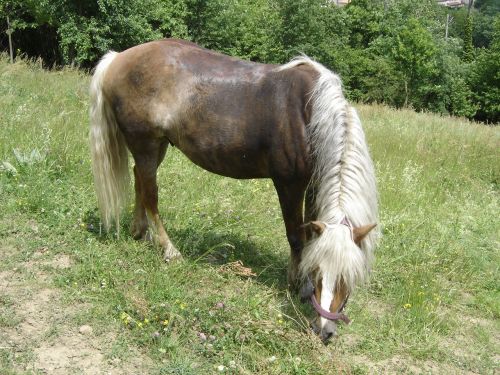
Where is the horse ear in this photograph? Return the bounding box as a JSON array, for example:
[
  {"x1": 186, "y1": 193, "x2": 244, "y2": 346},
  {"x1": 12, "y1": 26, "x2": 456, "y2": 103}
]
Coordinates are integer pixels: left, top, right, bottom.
[
  {"x1": 353, "y1": 223, "x2": 377, "y2": 244},
  {"x1": 301, "y1": 221, "x2": 326, "y2": 236},
  {"x1": 310, "y1": 221, "x2": 326, "y2": 236},
  {"x1": 310, "y1": 221, "x2": 326, "y2": 235}
]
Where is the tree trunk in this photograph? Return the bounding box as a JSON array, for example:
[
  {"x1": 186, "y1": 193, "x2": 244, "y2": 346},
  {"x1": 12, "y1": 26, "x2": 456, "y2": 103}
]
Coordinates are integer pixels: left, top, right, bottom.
[
  {"x1": 7, "y1": 16, "x2": 14, "y2": 63},
  {"x1": 404, "y1": 80, "x2": 408, "y2": 108}
]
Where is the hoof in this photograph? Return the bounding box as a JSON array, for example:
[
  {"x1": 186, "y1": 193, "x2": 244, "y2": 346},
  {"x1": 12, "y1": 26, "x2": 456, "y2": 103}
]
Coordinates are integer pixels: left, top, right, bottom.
[{"x1": 163, "y1": 244, "x2": 183, "y2": 263}]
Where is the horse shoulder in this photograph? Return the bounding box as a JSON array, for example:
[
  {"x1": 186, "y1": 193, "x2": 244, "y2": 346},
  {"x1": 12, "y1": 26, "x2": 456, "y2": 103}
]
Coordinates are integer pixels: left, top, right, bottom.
[{"x1": 265, "y1": 66, "x2": 318, "y2": 181}]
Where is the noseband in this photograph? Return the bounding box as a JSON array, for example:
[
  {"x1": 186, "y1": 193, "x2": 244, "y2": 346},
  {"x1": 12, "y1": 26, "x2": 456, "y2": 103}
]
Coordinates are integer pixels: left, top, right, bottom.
[
  {"x1": 310, "y1": 293, "x2": 350, "y2": 324},
  {"x1": 308, "y1": 216, "x2": 353, "y2": 324}
]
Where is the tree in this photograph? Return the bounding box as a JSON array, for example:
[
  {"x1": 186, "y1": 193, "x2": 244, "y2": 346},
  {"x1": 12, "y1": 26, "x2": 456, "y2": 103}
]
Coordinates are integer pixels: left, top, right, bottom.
[
  {"x1": 56, "y1": 0, "x2": 189, "y2": 67},
  {"x1": 390, "y1": 18, "x2": 439, "y2": 109},
  {"x1": 344, "y1": 0, "x2": 383, "y2": 49},
  {"x1": 185, "y1": 0, "x2": 283, "y2": 63},
  {"x1": 470, "y1": 16, "x2": 500, "y2": 122},
  {"x1": 0, "y1": 0, "x2": 190, "y2": 67},
  {"x1": 463, "y1": 13, "x2": 474, "y2": 61},
  {"x1": 473, "y1": 0, "x2": 500, "y2": 48}
]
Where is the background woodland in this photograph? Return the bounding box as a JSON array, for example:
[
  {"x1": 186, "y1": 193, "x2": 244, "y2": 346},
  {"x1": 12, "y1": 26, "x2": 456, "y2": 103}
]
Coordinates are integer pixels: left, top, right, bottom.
[{"x1": 1, "y1": 0, "x2": 498, "y2": 122}]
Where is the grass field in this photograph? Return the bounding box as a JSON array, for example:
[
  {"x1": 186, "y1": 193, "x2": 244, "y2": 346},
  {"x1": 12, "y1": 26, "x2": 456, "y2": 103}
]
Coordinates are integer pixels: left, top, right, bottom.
[{"x1": 0, "y1": 56, "x2": 498, "y2": 374}]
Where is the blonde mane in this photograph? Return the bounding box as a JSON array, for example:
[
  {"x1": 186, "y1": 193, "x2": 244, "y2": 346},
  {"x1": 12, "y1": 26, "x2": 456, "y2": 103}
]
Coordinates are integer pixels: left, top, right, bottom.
[{"x1": 281, "y1": 56, "x2": 379, "y2": 292}]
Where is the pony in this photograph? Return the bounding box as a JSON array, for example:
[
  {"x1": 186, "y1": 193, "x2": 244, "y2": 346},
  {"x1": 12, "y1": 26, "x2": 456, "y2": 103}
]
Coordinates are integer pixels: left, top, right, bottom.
[{"x1": 89, "y1": 39, "x2": 379, "y2": 342}]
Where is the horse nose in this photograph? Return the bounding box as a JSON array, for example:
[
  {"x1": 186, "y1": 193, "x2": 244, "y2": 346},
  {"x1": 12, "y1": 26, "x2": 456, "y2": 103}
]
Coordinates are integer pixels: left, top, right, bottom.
[
  {"x1": 320, "y1": 330, "x2": 334, "y2": 343},
  {"x1": 320, "y1": 325, "x2": 336, "y2": 343}
]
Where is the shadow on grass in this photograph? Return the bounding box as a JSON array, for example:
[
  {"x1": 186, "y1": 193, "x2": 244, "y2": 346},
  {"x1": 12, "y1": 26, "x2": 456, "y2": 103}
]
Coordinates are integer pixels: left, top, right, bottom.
[
  {"x1": 170, "y1": 226, "x2": 288, "y2": 289},
  {"x1": 169, "y1": 226, "x2": 317, "y2": 329},
  {"x1": 82, "y1": 208, "x2": 316, "y2": 327},
  {"x1": 83, "y1": 208, "x2": 289, "y2": 289}
]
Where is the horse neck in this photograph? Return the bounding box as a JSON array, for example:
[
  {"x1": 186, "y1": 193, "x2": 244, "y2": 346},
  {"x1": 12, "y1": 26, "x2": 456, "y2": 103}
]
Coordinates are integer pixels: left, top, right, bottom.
[{"x1": 307, "y1": 73, "x2": 379, "y2": 253}]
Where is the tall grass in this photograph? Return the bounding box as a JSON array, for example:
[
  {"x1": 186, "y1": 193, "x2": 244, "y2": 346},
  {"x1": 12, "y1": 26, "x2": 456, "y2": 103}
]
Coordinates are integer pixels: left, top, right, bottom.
[{"x1": 0, "y1": 54, "x2": 498, "y2": 373}]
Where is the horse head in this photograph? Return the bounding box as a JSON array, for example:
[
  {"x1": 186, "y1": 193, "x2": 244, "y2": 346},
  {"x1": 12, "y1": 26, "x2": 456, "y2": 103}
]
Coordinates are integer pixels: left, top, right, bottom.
[{"x1": 300, "y1": 220, "x2": 377, "y2": 342}]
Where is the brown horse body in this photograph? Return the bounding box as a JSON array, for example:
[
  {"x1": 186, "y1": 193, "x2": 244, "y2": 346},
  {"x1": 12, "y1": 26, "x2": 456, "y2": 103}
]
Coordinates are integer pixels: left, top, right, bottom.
[
  {"x1": 106, "y1": 40, "x2": 315, "y2": 178},
  {"x1": 90, "y1": 39, "x2": 379, "y2": 342},
  {"x1": 101, "y1": 39, "x2": 316, "y2": 279}
]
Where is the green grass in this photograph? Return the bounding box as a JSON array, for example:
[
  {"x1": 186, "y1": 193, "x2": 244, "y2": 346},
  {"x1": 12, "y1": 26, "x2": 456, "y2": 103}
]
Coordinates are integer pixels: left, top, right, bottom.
[{"x1": 0, "y1": 55, "x2": 498, "y2": 374}]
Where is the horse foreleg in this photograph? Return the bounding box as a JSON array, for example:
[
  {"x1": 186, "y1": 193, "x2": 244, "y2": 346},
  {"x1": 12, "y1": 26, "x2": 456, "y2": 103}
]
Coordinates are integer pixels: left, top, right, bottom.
[
  {"x1": 274, "y1": 181, "x2": 307, "y2": 291},
  {"x1": 132, "y1": 141, "x2": 181, "y2": 261}
]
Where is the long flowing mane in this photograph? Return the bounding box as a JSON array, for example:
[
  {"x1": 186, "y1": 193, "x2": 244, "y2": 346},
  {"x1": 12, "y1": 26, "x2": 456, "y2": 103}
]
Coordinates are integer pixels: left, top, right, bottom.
[{"x1": 280, "y1": 56, "x2": 379, "y2": 292}]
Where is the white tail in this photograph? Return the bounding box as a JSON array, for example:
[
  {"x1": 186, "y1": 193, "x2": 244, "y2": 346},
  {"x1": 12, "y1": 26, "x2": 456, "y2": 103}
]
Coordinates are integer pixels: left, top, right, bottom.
[{"x1": 89, "y1": 51, "x2": 129, "y2": 233}]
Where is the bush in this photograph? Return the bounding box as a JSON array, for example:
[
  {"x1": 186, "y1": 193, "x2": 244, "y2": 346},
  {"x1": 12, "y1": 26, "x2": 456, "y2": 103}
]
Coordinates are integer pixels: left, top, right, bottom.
[
  {"x1": 0, "y1": 0, "x2": 497, "y2": 122},
  {"x1": 469, "y1": 16, "x2": 500, "y2": 123}
]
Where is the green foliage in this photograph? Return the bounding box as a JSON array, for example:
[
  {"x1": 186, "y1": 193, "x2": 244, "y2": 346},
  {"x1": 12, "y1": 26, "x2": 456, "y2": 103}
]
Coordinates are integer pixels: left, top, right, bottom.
[
  {"x1": 276, "y1": 0, "x2": 349, "y2": 70},
  {"x1": 345, "y1": 0, "x2": 384, "y2": 49},
  {"x1": 339, "y1": 48, "x2": 402, "y2": 105},
  {"x1": 186, "y1": 0, "x2": 283, "y2": 63},
  {"x1": 444, "y1": 82, "x2": 473, "y2": 118},
  {"x1": 84, "y1": 0, "x2": 187, "y2": 65},
  {"x1": 1, "y1": 0, "x2": 189, "y2": 67},
  {"x1": 277, "y1": 0, "x2": 327, "y2": 60},
  {"x1": 441, "y1": 65, "x2": 478, "y2": 118},
  {"x1": 463, "y1": 15, "x2": 474, "y2": 61},
  {"x1": 473, "y1": 0, "x2": 500, "y2": 47},
  {"x1": 0, "y1": 0, "x2": 497, "y2": 121},
  {"x1": 56, "y1": 0, "x2": 187, "y2": 66},
  {"x1": 469, "y1": 16, "x2": 500, "y2": 122},
  {"x1": 391, "y1": 18, "x2": 439, "y2": 109}
]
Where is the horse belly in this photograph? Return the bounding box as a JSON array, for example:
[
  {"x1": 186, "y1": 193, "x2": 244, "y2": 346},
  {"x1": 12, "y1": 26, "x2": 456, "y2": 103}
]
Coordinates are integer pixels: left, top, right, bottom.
[
  {"x1": 174, "y1": 135, "x2": 270, "y2": 179},
  {"x1": 166, "y1": 83, "x2": 275, "y2": 179}
]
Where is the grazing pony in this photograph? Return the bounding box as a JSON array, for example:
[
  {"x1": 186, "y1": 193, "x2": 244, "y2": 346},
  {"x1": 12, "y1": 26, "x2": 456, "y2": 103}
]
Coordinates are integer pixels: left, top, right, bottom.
[{"x1": 89, "y1": 39, "x2": 379, "y2": 342}]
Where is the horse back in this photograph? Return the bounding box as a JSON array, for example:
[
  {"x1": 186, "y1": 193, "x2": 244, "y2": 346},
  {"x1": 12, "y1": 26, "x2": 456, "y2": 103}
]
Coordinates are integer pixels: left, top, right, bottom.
[{"x1": 103, "y1": 39, "x2": 317, "y2": 180}]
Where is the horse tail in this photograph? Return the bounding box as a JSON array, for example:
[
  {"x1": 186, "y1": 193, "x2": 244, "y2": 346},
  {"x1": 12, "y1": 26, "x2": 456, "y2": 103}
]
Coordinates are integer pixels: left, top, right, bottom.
[
  {"x1": 280, "y1": 57, "x2": 379, "y2": 292},
  {"x1": 89, "y1": 51, "x2": 129, "y2": 233}
]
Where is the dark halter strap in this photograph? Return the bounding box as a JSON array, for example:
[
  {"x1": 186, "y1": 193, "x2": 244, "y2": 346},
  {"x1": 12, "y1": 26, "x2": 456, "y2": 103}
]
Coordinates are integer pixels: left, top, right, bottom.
[{"x1": 310, "y1": 293, "x2": 351, "y2": 324}]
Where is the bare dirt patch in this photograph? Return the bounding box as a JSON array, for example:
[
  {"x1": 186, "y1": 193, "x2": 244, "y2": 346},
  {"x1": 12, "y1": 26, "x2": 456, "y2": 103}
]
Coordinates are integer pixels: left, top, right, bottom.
[
  {"x1": 0, "y1": 245, "x2": 154, "y2": 374},
  {"x1": 349, "y1": 353, "x2": 483, "y2": 375}
]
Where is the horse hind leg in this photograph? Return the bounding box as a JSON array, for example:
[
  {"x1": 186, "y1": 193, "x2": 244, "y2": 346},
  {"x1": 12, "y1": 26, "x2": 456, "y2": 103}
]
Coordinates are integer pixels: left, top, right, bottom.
[
  {"x1": 131, "y1": 139, "x2": 181, "y2": 261},
  {"x1": 130, "y1": 140, "x2": 168, "y2": 240},
  {"x1": 130, "y1": 165, "x2": 148, "y2": 240}
]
